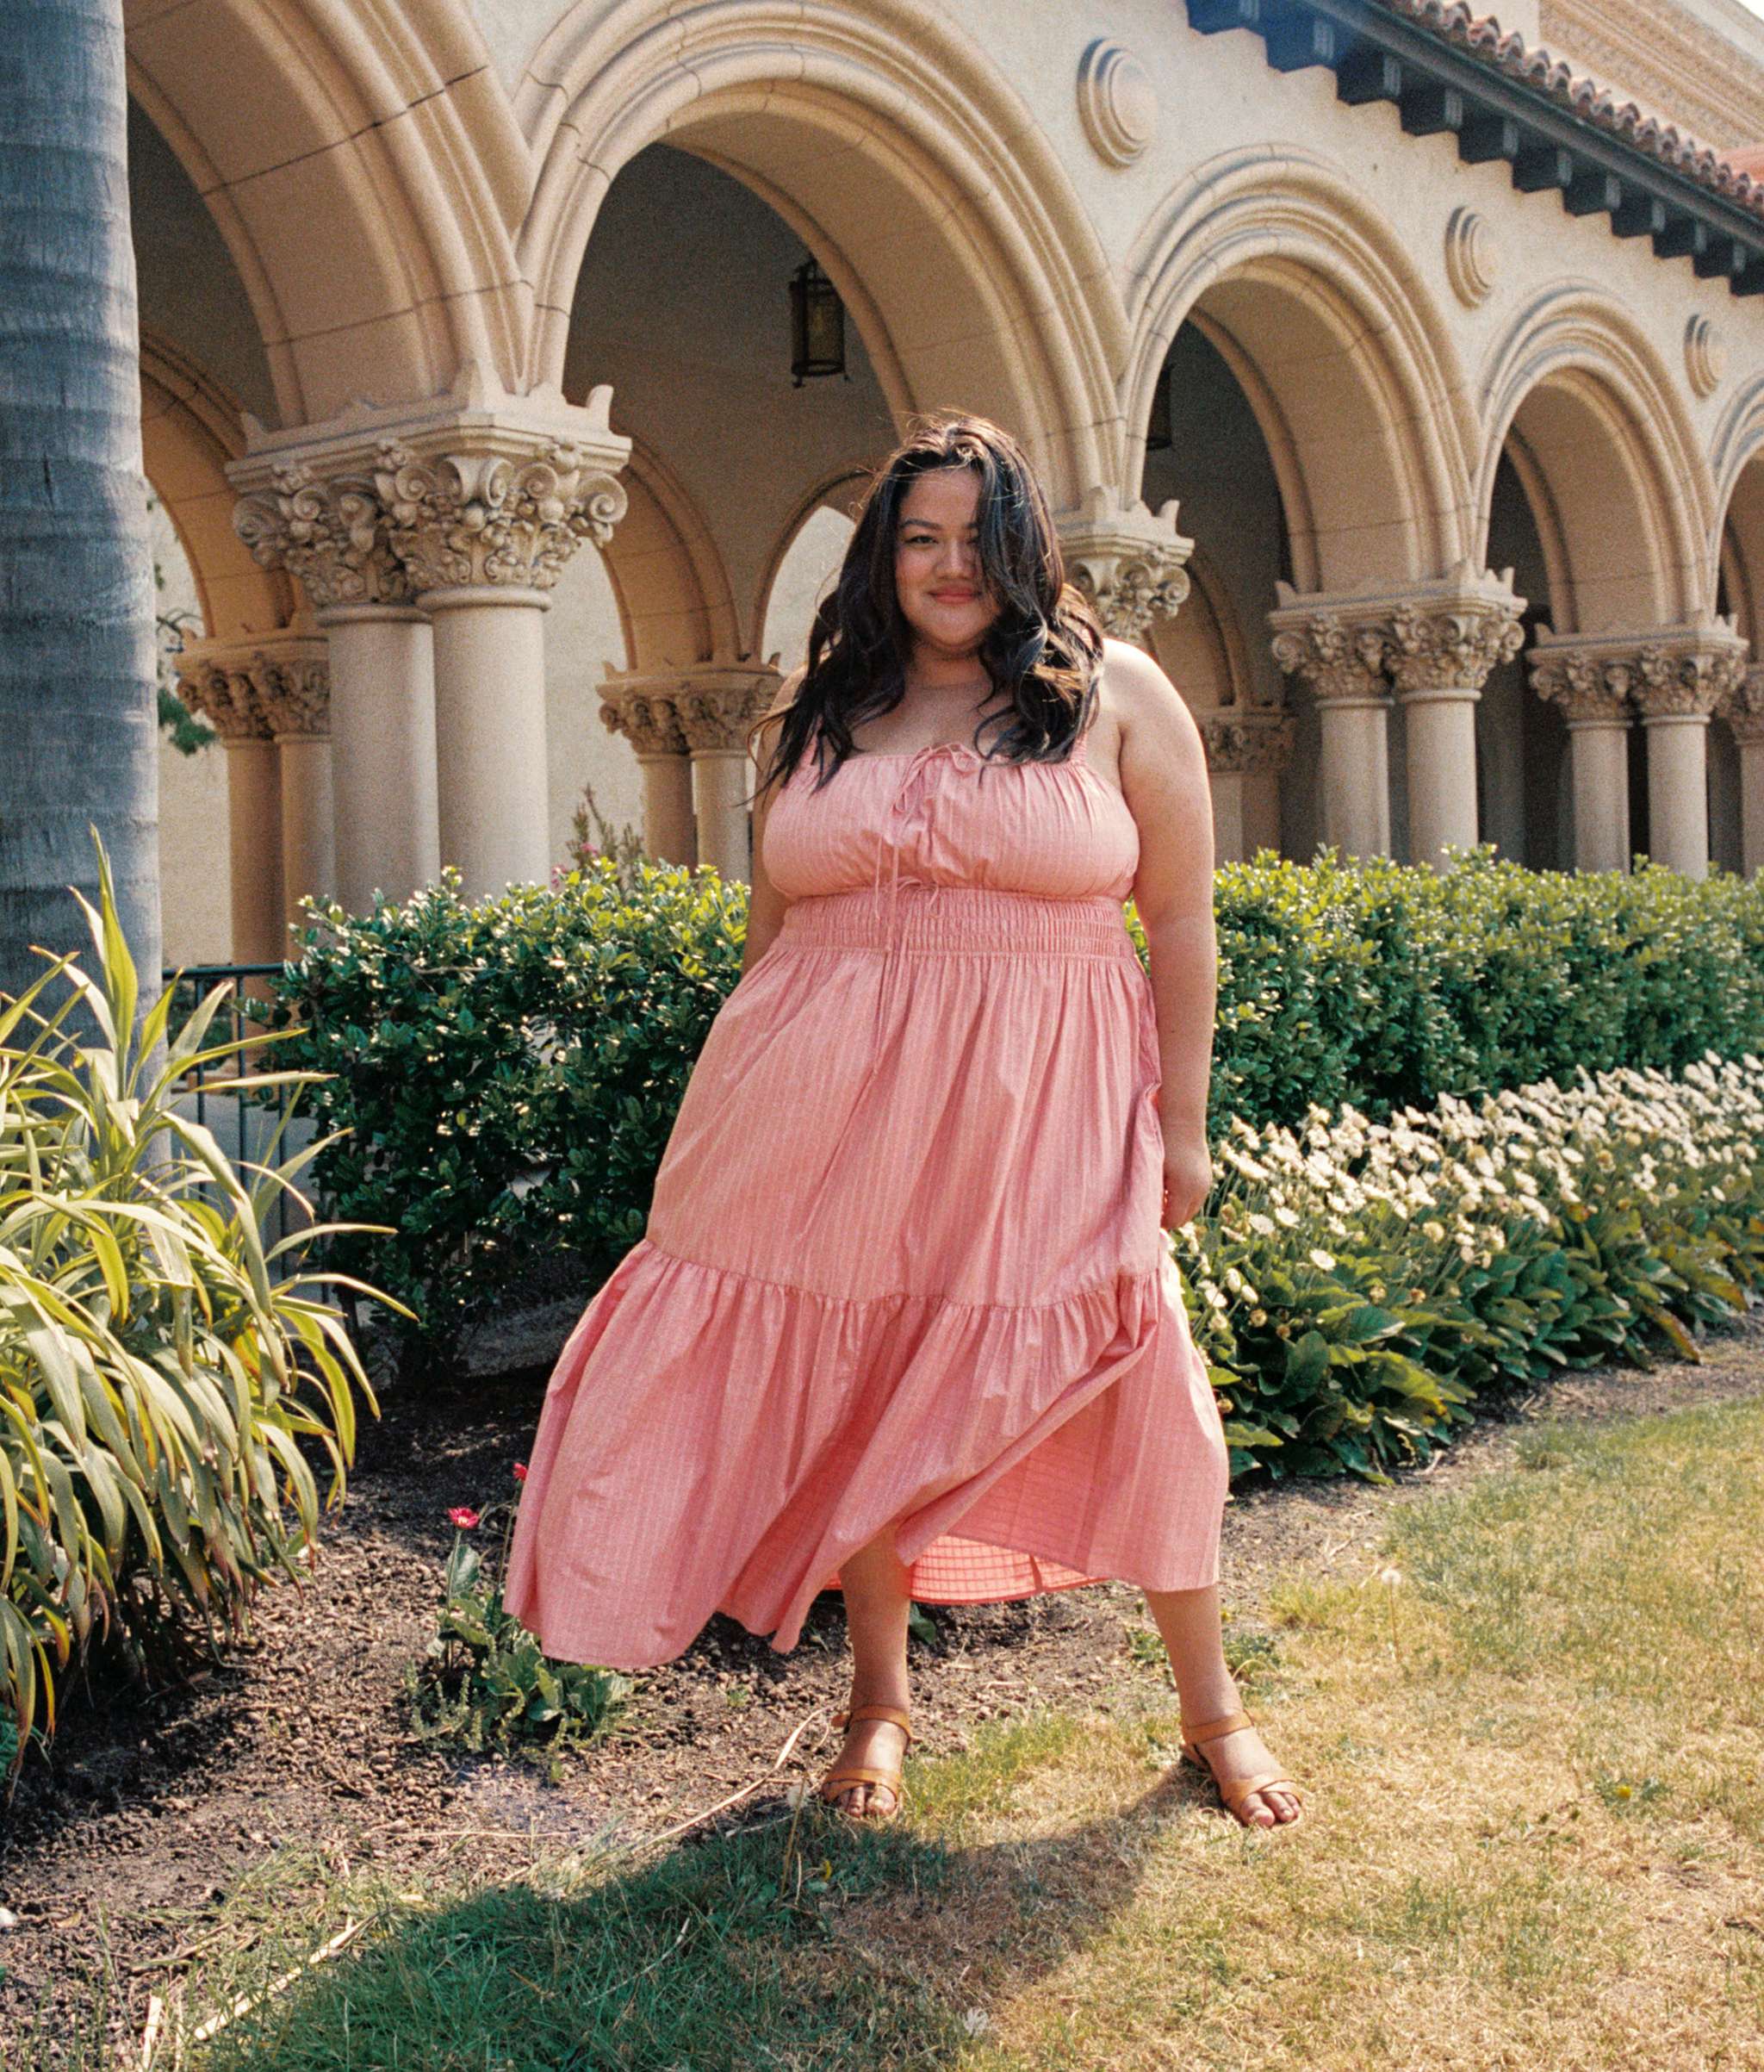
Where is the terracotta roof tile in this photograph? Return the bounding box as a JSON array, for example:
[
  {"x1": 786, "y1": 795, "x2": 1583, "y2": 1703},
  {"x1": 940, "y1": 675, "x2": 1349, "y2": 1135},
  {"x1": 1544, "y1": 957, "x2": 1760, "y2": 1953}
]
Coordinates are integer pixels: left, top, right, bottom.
[{"x1": 1376, "y1": 0, "x2": 1764, "y2": 219}]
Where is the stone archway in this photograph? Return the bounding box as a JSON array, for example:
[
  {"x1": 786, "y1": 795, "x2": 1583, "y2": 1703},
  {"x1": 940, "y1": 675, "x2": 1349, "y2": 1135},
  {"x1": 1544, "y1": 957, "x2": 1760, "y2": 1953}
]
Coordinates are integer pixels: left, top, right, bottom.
[
  {"x1": 1480, "y1": 289, "x2": 1711, "y2": 636},
  {"x1": 140, "y1": 332, "x2": 290, "y2": 641},
  {"x1": 1125, "y1": 149, "x2": 1494, "y2": 868},
  {"x1": 126, "y1": 0, "x2": 527, "y2": 426},
  {"x1": 1491, "y1": 289, "x2": 1735, "y2": 877},
  {"x1": 1710, "y1": 382, "x2": 1764, "y2": 872},
  {"x1": 516, "y1": 0, "x2": 1124, "y2": 516},
  {"x1": 1124, "y1": 146, "x2": 1475, "y2": 594}
]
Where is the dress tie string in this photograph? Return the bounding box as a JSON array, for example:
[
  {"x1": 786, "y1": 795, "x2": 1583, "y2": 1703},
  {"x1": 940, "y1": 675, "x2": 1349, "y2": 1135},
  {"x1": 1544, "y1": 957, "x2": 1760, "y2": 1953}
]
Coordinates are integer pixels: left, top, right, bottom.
[{"x1": 869, "y1": 742, "x2": 966, "y2": 1059}]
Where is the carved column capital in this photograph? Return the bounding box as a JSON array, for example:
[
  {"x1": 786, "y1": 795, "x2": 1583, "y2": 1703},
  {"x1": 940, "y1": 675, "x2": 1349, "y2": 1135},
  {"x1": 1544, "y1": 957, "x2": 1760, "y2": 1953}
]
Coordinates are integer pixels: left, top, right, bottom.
[
  {"x1": 372, "y1": 435, "x2": 627, "y2": 597},
  {"x1": 1056, "y1": 487, "x2": 1193, "y2": 640},
  {"x1": 1200, "y1": 712, "x2": 1295, "y2": 775},
  {"x1": 1271, "y1": 569, "x2": 1526, "y2": 706},
  {"x1": 245, "y1": 644, "x2": 331, "y2": 739},
  {"x1": 1528, "y1": 645, "x2": 1633, "y2": 726},
  {"x1": 601, "y1": 663, "x2": 783, "y2": 756},
  {"x1": 175, "y1": 634, "x2": 331, "y2": 743},
  {"x1": 1381, "y1": 591, "x2": 1525, "y2": 697},
  {"x1": 1532, "y1": 621, "x2": 1748, "y2": 725},
  {"x1": 1721, "y1": 663, "x2": 1764, "y2": 744},
  {"x1": 174, "y1": 653, "x2": 271, "y2": 744},
  {"x1": 233, "y1": 464, "x2": 413, "y2": 611},
  {"x1": 1267, "y1": 608, "x2": 1389, "y2": 706},
  {"x1": 227, "y1": 367, "x2": 634, "y2": 607},
  {"x1": 1630, "y1": 628, "x2": 1749, "y2": 721}
]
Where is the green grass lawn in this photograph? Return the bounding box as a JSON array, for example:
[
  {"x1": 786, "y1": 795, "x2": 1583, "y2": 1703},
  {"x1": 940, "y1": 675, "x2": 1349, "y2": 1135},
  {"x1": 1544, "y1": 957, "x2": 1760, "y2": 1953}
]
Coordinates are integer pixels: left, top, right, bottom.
[{"x1": 20, "y1": 1396, "x2": 1764, "y2": 2072}]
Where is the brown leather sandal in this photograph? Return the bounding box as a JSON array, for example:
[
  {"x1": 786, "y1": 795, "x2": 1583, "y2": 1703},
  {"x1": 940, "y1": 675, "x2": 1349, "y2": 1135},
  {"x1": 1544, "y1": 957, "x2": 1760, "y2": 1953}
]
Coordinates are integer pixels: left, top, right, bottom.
[
  {"x1": 817, "y1": 1703, "x2": 913, "y2": 1824},
  {"x1": 1179, "y1": 1707, "x2": 1304, "y2": 1828}
]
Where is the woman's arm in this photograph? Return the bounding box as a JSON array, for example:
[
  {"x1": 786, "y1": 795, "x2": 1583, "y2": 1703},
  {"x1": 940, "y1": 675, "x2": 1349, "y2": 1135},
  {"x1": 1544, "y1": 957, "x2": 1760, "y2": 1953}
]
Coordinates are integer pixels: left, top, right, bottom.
[
  {"x1": 740, "y1": 669, "x2": 805, "y2": 976},
  {"x1": 1109, "y1": 638, "x2": 1219, "y2": 1227}
]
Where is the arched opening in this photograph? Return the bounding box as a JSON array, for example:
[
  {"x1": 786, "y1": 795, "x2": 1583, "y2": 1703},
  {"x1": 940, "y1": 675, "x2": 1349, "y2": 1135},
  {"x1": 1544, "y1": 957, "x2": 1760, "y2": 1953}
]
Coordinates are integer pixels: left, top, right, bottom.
[
  {"x1": 520, "y1": 2, "x2": 1122, "y2": 512},
  {"x1": 1484, "y1": 332, "x2": 1712, "y2": 874},
  {"x1": 1479, "y1": 451, "x2": 1567, "y2": 869},
  {"x1": 126, "y1": 0, "x2": 525, "y2": 423},
  {"x1": 760, "y1": 490, "x2": 863, "y2": 678}
]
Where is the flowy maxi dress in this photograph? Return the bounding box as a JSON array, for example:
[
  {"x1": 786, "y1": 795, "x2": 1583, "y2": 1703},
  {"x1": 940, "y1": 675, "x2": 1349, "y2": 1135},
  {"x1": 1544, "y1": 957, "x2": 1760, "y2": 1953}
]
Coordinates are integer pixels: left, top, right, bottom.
[{"x1": 503, "y1": 721, "x2": 1231, "y2": 1671}]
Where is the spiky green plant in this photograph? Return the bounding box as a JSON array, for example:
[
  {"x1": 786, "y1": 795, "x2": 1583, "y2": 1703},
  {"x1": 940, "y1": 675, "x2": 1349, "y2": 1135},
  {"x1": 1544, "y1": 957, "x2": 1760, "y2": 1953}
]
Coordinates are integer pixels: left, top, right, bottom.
[{"x1": 0, "y1": 837, "x2": 398, "y2": 1764}]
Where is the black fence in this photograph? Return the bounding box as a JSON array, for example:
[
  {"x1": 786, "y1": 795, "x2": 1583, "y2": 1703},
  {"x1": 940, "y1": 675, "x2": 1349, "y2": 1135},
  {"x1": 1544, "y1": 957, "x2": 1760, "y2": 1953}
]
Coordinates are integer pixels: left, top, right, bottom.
[{"x1": 163, "y1": 962, "x2": 309, "y2": 1249}]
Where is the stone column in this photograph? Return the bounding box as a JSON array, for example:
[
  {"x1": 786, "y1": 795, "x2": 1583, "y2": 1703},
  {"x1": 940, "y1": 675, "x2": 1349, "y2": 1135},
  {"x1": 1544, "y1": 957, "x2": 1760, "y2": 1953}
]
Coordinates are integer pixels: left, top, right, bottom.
[
  {"x1": 1720, "y1": 665, "x2": 1764, "y2": 877},
  {"x1": 1629, "y1": 626, "x2": 1748, "y2": 880},
  {"x1": 374, "y1": 407, "x2": 630, "y2": 899},
  {"x1": 232, "y1": 371, "x2": 632, "y2": 905},
  {"x1": 1529, "y1": 638, "x2": 1637, "y2": 874},
  {"x1": 1267, "y1": 608, "x2": 1394, "y2": 858},
  {"x1": 233, "y1": 461, "x2": 438, "y2": 915},
  {"x1": 1380, "y1": 579, "x2": 1525, "y2": 867},
  {"x1": 1199, "y1": 714, "x2": 1294, "y2": 865},
  {"x1": 246, "y1": 642, "x2": 334, "y2": 932},
  {"x1": 674, "y1": 665, "x2": 786, "y2": 882},
  {"x1": 1055, "y1": 488, "x2": 1193, "y2": 642},
  {"x1": 599, "y1": 675, "x2": 696, "y2": 866},
  {"x1": 173, "y1": 645, "x2": 284, "y2": 963}
]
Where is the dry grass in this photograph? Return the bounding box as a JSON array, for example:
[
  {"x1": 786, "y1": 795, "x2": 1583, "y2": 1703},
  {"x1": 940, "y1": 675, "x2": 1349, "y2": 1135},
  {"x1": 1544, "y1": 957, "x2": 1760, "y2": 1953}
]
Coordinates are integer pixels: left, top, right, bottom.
[
  {"x1": 23, "y1": 1396, "x2": 1762, "y2": 2071},
  {"x1": 831, "y1": 1396, "x2": 1764, "y2": 2070}
]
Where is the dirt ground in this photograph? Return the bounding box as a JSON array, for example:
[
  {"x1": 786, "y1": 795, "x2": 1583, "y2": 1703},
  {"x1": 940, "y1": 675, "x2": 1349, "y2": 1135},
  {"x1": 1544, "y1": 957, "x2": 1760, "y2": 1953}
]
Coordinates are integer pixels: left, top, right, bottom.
[{"x1": 5, "y1": 1307, "x2": 1763, "y2": 2053}]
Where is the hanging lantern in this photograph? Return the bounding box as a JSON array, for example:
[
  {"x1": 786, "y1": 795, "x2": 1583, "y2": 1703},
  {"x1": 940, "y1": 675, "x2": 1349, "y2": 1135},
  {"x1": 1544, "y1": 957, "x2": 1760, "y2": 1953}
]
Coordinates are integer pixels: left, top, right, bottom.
[
  {"x1": 789, "y1": 258, "x2": 847, "y2": 385},
  {"x1": 1145, "y1": 364, "x2": 1173, "y2": 452}
]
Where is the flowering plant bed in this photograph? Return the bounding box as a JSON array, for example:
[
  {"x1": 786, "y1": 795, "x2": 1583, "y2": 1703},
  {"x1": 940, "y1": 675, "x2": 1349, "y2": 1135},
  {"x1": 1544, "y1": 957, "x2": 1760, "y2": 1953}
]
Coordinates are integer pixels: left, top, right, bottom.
[{"x1": 1179, "y1": 1054, "x2": 1764, "y2": 1480}]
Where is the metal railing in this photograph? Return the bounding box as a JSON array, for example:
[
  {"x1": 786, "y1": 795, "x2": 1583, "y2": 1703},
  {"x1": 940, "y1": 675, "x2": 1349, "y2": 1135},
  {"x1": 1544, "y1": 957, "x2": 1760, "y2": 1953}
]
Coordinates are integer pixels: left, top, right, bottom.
[{"x1": 163, "y1": 962, "x2": 314, "y2": 1249}]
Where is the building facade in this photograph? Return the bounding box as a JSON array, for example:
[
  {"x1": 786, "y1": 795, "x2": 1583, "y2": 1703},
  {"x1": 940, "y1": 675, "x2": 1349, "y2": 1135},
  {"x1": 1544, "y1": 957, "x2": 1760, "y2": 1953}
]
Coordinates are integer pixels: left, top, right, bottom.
[{"x1": 129, "y1": 0, "x2": 1764, "y2": 961}]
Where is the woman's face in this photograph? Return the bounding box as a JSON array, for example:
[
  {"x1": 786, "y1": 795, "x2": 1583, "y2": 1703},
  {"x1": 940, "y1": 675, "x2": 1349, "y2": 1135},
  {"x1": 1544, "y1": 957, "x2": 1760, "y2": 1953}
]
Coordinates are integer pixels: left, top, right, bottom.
[{"x1": 892, "y1": 466, "x2": 997, "y2": 663}]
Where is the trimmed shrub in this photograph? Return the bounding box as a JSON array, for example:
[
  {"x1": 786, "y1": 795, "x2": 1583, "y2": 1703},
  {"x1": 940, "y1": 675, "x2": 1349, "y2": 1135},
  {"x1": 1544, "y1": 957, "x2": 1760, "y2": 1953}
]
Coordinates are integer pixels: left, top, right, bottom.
[
  {"x1": 266, "y1": 849, "x2": 1764, "y2": 1358},
  {"x1": 0, "y1": 846, "x2": 383, "y2": 1760},
  {"x1": 1177, "y1": 1052, "x2": 1764, "y2": 1483},
  {"x1": 264, "y1": 863, "x2": 746, "y2": 1360}
]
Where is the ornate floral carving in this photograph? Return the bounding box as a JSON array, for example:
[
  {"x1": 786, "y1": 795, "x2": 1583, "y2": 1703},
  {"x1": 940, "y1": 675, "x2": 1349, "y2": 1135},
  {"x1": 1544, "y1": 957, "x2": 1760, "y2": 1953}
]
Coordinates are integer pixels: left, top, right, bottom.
[
  {"x1": 233, "y1": 464, "x2": 411, "y2": 610},
  {"x1": 1382, "y1": 597, "x2": 1525, "y2": 694},
  {"x1": 1631, "y1": 641, "x2": 1748, "y2": 719},
  {"x1": 1529, "y1": 648, "x2": 1633, "y2": 725},
  {"x1": 1721, "y1": 664, "x2": 1764, "y2": 744},
  {"x1": 246, "y1": 652, "x2": 330, "y2": 738},
  {"x1": 173, "y1": 657, "x2": 271, "y2": 744},
  {"x1": 1531, "y1": 622, "x2": 1750, "y2": 725},
  {"x1": 372, "y1": 439, "x2": 629, "y2": 595},
  {"x1": 600, "y1": 690, "x2": 688, "y2": 758},
  {"x1": 1059, "y1": 489, "x2": 1193, "y2": 641},
  {"x1": 1268, "y1": 613, "x2": 1389, "y2": 704},
  {"x1": 1200, "y1": 713, "x2": 1295, "y2": 775},
  {"x1": 601, "y1": 665, "x2": 781, "y2": 756}
]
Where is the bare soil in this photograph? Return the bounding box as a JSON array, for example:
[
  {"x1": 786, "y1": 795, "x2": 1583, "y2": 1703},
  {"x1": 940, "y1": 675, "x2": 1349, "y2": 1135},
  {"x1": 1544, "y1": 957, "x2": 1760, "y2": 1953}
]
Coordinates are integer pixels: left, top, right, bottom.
[{"x1": 5, "y1": 1309, "x2": 1762, "y2": 2055}]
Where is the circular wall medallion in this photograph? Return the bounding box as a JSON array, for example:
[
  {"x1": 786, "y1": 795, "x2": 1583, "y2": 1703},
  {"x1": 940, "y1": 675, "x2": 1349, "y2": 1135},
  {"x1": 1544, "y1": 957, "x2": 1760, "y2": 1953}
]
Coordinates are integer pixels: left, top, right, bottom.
[
  {"x1": 1077, "y1": 40, "x2": 1158, "y2": 167},
  {"x1": 1685, "y1": 314, "x2": 1727, "y2": 398},
  {"x1": 1444, "y1": 206, "x2": 1497, "y2": 306}
]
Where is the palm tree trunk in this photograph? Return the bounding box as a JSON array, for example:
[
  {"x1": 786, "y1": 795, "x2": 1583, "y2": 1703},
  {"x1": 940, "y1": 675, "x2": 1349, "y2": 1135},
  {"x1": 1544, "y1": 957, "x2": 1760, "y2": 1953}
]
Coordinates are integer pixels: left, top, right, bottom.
[{"x1": 0, "y1": 0, "x2": 161, "y2": 1011}]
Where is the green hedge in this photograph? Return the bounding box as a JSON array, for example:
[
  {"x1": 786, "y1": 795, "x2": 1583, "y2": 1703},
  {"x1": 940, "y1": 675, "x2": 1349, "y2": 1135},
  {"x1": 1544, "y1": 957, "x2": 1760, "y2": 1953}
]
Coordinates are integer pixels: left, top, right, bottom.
[{"x1": 264, "y1": 849, "x2": 1764, "y2": 1357}]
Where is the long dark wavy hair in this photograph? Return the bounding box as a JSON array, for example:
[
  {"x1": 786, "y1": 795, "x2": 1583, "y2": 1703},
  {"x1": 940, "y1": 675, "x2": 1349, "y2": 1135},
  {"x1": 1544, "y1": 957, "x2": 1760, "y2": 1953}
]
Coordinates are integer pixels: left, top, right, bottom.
[{"x1": 747, "y1": 413, "x2": 1104, "y2": 801}]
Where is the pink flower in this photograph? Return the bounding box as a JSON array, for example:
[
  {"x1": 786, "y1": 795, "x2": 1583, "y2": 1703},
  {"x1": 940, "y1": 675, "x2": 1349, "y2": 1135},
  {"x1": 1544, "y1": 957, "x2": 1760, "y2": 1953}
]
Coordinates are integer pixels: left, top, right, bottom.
[
  {"x1": 448, "y1": 1506, "x2": 481, "y2": 1530},
  {"x1": 512, "y1": 1461, "x2": 529, "y2": 1484}
]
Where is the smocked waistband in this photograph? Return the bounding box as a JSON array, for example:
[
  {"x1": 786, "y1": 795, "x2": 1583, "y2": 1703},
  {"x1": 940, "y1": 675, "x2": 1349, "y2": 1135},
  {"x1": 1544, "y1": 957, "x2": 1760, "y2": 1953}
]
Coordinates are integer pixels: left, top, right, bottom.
[{"x1": 778, "y1": 884, "x2": 1138, "y2": 959}]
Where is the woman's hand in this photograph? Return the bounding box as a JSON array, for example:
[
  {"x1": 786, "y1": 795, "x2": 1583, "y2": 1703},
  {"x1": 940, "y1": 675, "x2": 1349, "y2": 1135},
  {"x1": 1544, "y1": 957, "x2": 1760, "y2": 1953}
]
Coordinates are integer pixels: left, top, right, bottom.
[{"x1": 1160, "y1": 1129, "x2": 1214, "y2": 1229}]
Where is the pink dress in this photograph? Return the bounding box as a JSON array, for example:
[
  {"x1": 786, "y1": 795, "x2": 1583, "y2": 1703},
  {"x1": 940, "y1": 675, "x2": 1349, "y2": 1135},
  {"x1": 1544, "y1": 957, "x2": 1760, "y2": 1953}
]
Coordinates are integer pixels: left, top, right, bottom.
[{"x1": 503, "y1": 722, "x2": 1229, "y2": 1670}]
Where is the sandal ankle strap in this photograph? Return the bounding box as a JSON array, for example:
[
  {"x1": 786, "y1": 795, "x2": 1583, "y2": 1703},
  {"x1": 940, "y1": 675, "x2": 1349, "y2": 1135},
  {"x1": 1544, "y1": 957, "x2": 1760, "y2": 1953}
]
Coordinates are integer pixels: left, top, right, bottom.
[
  {"x1": 1180, "y1": 1707, "x2": 1253, "y2": 1748},
  {"x1": 832, "y1": 1702, "x2": 913, "y2": 1741}
]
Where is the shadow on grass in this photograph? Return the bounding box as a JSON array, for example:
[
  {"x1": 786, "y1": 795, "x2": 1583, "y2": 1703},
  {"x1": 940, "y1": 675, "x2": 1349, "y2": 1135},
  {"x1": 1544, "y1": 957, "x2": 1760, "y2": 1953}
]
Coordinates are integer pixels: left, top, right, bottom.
[{"x1": 193, "y1": 1739, "x2": 1204, "y2": 2072}]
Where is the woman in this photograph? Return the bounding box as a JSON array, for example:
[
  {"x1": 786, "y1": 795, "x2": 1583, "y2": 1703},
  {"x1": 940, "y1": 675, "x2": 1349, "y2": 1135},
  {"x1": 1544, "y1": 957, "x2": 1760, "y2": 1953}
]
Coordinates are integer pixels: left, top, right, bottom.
[{"x1": 505, "y1": 414, "x2": 1301, "y2": 1832}]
